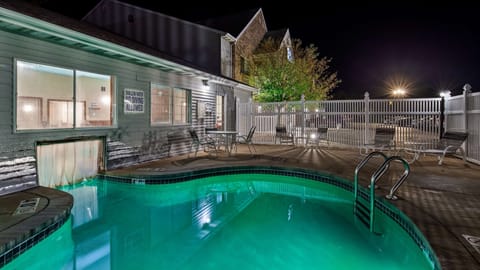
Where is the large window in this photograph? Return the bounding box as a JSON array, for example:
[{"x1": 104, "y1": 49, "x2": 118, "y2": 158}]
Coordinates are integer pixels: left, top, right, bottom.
[
  {"x1": 76, "y1": 70, "x2": 113, "y2": 127},
  {"x1": 151, "y1": 83, "x2": 191, "y2": 125},
  {"x1": 16, "y1": 60, "x2": 114, "y2": 130}
]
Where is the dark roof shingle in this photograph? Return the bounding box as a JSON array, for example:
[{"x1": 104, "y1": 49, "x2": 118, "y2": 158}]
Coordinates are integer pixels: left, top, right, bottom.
[
  {"x1": 0, "y1": 0, "x2": 208, "y2": 72},
  {"x1": 262, "y1": 28, "x2": 288, "y2": 41}
]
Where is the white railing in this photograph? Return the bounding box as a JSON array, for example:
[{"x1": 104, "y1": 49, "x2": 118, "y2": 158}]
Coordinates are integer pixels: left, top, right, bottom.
[
  {"x1": 238, "y1": 93, "x2": 442, "y2": 149},
  {"x1": 238, "y1": 90, "x2": 480, "y2": 164}
]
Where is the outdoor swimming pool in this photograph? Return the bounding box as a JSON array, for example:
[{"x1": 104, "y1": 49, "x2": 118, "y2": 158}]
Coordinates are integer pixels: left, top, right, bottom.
[{"x1": 4, "y1": 167, "x2": 439, "y2": 269}]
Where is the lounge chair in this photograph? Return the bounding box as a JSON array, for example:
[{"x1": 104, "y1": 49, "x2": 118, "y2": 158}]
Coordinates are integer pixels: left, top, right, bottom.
[
  {"x1": 361, "y1": 127, "x2": 396, "y2": 155},
  {"x1": 405, "y1": 131, "x2": 468, "y2": 165},
  {"x1": 275, "y1": 126, "x2": 294, "y2": 145},
  {"x1": 306, "y1": 127, "x2": 329, "y2": 148}
]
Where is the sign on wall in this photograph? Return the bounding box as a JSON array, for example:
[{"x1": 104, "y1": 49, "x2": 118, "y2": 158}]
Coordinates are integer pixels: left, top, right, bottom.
[
  {"x1": 124, "y1": 89, "x2": 144, "y2": 113},
  {"x1": 197, "y1": 101, "x2": 206, "y2": 119}
]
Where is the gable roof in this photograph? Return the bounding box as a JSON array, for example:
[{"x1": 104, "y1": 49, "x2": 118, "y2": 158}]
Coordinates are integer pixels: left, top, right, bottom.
[
  {"x1": 254, "y1": 28, "x2": 291, "y2": 54},
  {"x1": 262, "y1": 28, "x2": 288, "y2": 42},
  {"x1": 0, "y1": 0, "x2": 256, "y2": 91},
  {"x1": 197, "y1": 8, "x2": 261, "y2": 37}
]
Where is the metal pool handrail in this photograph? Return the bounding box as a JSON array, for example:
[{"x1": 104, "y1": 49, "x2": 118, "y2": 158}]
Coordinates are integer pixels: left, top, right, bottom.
[
  {"x1": 368, "y1": 156, "x2": 410, "y2": 232},
  {"x1": 370, "y1": 156, "x2": 410, "y2": 201},
  {"x1": 354, "y1": 151, "x2": 388, "y2": 203},
  {"x1": 354, "y1": 152, "x2": 410, "y2": 233},
  {"x1": 353, "y1": 151, "x2": 389, "y2": 232}
]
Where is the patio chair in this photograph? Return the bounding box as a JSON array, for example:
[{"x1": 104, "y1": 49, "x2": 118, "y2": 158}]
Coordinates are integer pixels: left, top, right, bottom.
[
  {"x1": 361, "y1": 127, "x2": 396, "y2": 155},
  {"x1": 407, "y1": 131, "x2": 468, "y2": 165},
  {"x1": 205, "y1": 127, "x2": 222, "y2": 147},
  {"x1": 188, "y1": 129, "x2": 217, "y2": 157},
  {"x1": 306, "y1": 127, "x2": 329, "y2": 148},
  {"x1": 154, "y1": 131, "x2": 175, "y2": 157},
  {"x1": 235, "y1": 126, "x2": 256, "y2": 154},
  {"x1": 275, "y1": 126, "x2": 294, "y2": 145}
]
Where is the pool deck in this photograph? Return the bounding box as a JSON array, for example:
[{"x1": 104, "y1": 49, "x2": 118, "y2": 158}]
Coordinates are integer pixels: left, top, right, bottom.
[{"x1": 1, "y1": 144, "x2": 480, "y2": 269}]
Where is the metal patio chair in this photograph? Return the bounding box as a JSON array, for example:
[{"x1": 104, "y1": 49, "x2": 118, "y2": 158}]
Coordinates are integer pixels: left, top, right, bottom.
[
  {"x1": 188, "y1": 129, "x2": 217, "y2": 157},
  {"x1": 275, "y1": 126, "x2": 294, "y2": 145},
  {"x1": 235, "y1": 126, "x2": 256, "y2": 154}
]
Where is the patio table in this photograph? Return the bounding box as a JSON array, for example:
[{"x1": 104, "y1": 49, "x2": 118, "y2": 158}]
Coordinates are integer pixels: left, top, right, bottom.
[{"x1": 206, "y1": 130, "x2": 238, "y2": 156}]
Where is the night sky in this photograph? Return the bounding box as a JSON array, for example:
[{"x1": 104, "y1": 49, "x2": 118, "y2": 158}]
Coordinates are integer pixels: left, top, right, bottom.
[{"x1": 37, "y1": 0, "x2": 480, "y2": 99}]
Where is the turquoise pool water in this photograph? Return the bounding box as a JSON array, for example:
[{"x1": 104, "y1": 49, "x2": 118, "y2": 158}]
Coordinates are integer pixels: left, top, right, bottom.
[{"x1": 5, "y1": 173, "x2": 435, "y2": 269}]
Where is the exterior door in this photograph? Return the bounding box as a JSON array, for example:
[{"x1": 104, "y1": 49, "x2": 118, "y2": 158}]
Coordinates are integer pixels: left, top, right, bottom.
[{"x1": 216, "y1": 95, "x2": 224, "y2": 130}]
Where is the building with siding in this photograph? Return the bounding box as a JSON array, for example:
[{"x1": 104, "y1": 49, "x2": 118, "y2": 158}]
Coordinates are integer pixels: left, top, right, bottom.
[
  {"x1": 82, "y1": 0, "x2": 231, "y2": 78},
  {"x1": 83, "y1": 1, "x2": 292, "y2": 88},
  {"x1": 82, "y1": 0, "x2": 257, "y2": 132},
  {"x1": 0, "y1": 1, "x2": 256, "y2": 195},
  {"x1": 198, "y1": 9, "x2": 292, "y2": 84}
]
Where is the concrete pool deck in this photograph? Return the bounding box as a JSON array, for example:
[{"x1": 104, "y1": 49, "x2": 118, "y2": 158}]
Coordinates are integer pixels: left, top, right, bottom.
[{"x1": 1, "y1": 144, "x2": 479, "y2": 269}]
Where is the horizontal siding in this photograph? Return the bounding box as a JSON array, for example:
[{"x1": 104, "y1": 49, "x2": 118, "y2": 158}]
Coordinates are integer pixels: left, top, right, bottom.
[{"x1": 0, "y1": 28, "x2": 223, "y2": 192}]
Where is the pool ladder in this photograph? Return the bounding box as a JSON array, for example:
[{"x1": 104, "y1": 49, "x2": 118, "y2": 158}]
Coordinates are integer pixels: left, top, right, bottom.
[{"x1": 354, "y1": 151, "x2": 410, "y2": 233}]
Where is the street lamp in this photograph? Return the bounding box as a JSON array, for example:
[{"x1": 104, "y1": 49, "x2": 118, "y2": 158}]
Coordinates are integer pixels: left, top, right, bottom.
[{"x1": 392, "y1": 88, "x2": 406, "y2": 98}]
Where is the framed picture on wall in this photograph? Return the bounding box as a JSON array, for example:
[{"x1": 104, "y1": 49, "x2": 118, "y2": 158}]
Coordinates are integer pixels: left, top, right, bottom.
[{"x1": 124, "y1": 89, "x2": 144, "y2": 113}]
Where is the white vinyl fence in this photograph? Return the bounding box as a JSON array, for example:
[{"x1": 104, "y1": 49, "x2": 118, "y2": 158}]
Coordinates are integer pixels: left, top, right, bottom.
[
  {"x1": 238, "y1": 92, "x2": 442, "y2": 148},
  {"x1": 445, "y1": 89, "x2": 480, "y2": 163},
  {"x1": 237, "y1": 90, "x2": 480, "y2": 164}
]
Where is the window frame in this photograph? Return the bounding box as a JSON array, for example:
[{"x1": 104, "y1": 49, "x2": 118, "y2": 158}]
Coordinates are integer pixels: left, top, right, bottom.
[
  {"x1": 150, "y1": 83, "x2": 191, "y2": 126},
  {"x1": 287, "y1": 47, "x2": 294, "y2": 62},
  {"x1": 240, "y1": 56, "x2": 249, "y2": 74},
  {"x1": 75, "y1": 69, "x2": 115, "y2": 128},
  {"x1": 14, "y1": 59, "x2": 116, "y2": 133}
]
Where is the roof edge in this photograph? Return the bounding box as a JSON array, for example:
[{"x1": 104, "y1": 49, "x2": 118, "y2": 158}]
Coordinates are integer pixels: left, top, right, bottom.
[
  {"x1": 0, "y1": 5, "x2": 256, "y2": 91},
  {"x1": 81, "y1": 0, "x2": 107, "y2": 21},
  {"x1": 236, "y1": 8, "x2": 264, "y2": 39},
  {"x1": 82, "y1": 0, "x2": 227, "y2": 35}
]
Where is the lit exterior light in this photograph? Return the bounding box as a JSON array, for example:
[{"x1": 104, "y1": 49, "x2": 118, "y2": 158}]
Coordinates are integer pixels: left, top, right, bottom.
[
  {"x1": 386, "y1": 76, "x2": 411, "y2": 98},
  {"x1": 201, "y1": 79, "x2": 210, "y2": 90},
  {"x1": 393, "y1": 88, "x2": 406, "y2": 96},
  {"x1": 439, "y1": 91, "x2": 451, "y2": 98}
]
